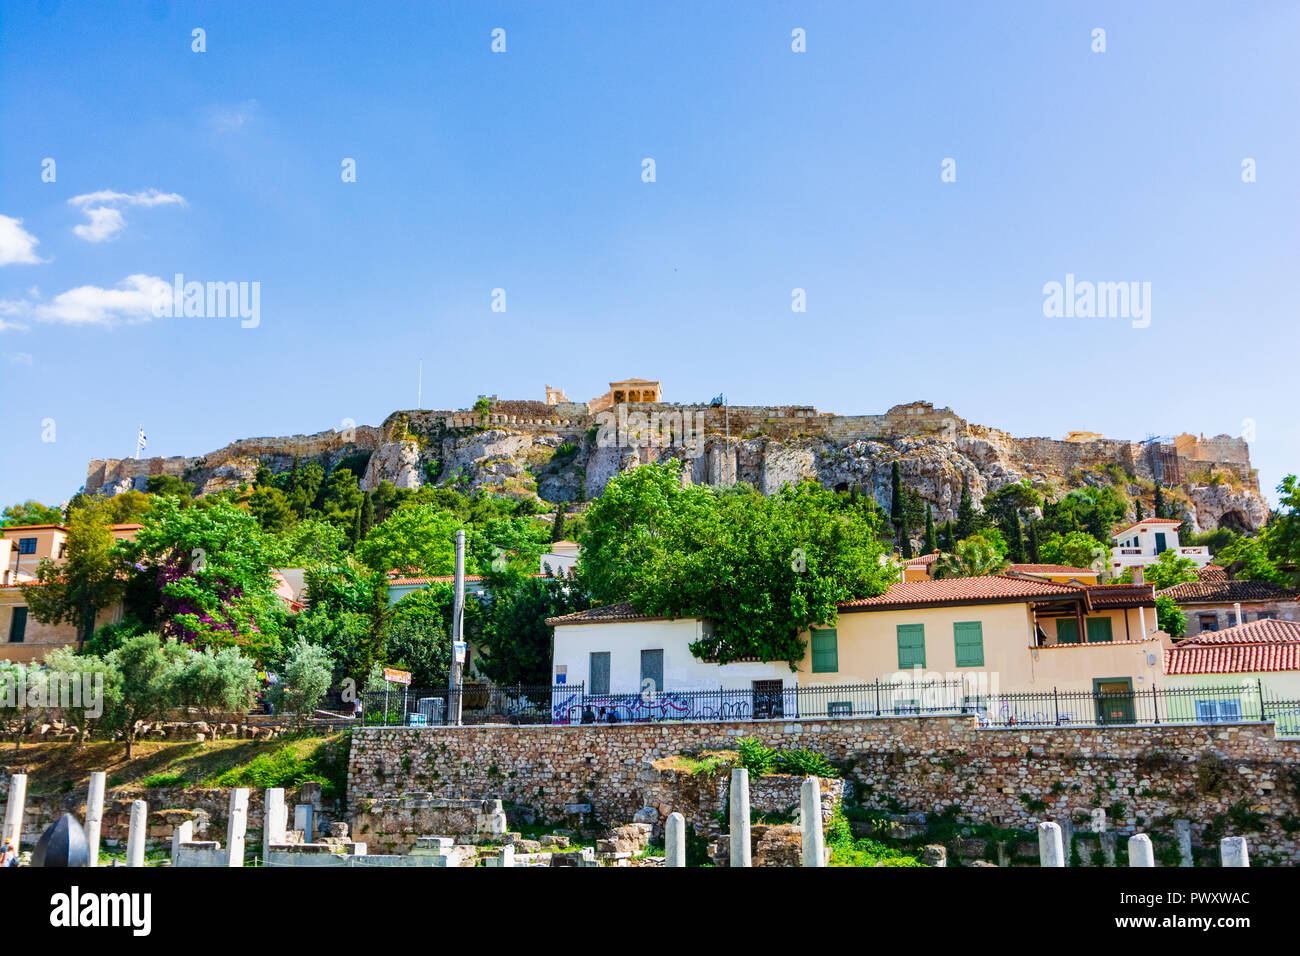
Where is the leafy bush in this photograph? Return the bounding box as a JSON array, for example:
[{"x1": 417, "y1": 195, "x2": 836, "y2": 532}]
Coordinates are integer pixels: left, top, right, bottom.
[
  {"x1": 140, "y1": 771, "x2": 187, "y2": 788},
  {"x1": 735, "y1": 737, "x2": 779, "y2": 776},
  {"x1": 208, "y1": 735, "x2": 349, "y2": 799},
  {"x1": 777, "y1": 748, "x2": 839, "y2": 778}
]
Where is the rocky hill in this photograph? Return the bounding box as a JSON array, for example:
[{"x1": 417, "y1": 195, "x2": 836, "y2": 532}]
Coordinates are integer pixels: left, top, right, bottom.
[{"x1": 85, "y1": 399, "x2": 1268, "y2": 534}]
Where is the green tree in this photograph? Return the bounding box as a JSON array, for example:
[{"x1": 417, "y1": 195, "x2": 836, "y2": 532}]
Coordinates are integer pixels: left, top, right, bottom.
[
  {"x1": 146, "y1": 474, "x2": 195, "y2": 500},
  {"x1": 383, "y1": 587, "x2": 454, "y2": 687},
  {"x1": 476, "y1": 569, "x2": 589, "y2": 685},
  {"x1": 357, "y1": 504, "x2": 460, "y2": 574},
  {"x1": 358, "y1": 491, "x2": 375, "y2": 541},
  {"x1": 1039, "y1": 531, "x2": 1110, "y2": 571},
  {"x1": 1131, "y1": 549, "x2": 1199, "y2": 590},
  {"x1": 2, "y1": 500, "x2": 64, "y2": 526},
  {"x1": 933, "y1": 538, "x2": 1009, "y2": 579},
  {"x1": 1026, "y1": 517, "x2": 1041, "y2": 563},
  {"x1": 579, "y1": 463, "x2": 895, "y2": 665},
  {"x1": 248, "y1": 486, "x2": 295, "y2": 533},
  {"x1": 273, "y1": 637, "x2": 334, "y2": 728},
  {"x1": 42, "y1": 648, "x2": 124, "y2": 743},
  {"x1": 1155, "y1": 594, "x2": 1187, "y2": 641},
  {"x1": 272, "y1": 518, "x2": 349, "y2": 567},
  {"x1": 105, "y1": 633, "x2": 187, "y2": 757},
  {"x1": 20, "y1": 499, "x2": 128, "y2": 650},
  {"x1": 955, "y1": 477, "x2": 978, "y2": 540},
  {"x1": 124, "y1": 497, "x2": 288, "y2": 659},
  {"x1": 922, "y1": 504, "x2": 937, "y2": 556},
  {"x1": 550, "y1": 502, "x2": 568, "y2": 543},
  {"x1": 1262, "y1": 475, "x2": 1300, "y2": 584},
  {"x1": 890, "y1": 461, "x2": 904, "y2": 534},
  {"x1": 174, "y1": 646, "x2": 258, "y2": 729},
  {"x1": 1153, "y1": 482, "x2": 1167, "y2": 520},
  {"x1": 1007, "y1": 510, "x2": 1026, "y2": 563}
]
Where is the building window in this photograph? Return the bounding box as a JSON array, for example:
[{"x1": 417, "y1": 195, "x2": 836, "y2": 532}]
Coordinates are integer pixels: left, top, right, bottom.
[
  {"x1": 752, "y1": 680, "x2": 785, "y2": 719},
  {"x1": 589, "y1": 652, "x2": 610, "y2": 696},
  {"x1": 1057, "y1": 618, "x2": 1080, "y2": 644},
  {"x1": 896, "y1": 623, "x2": 925, "y2": 669},
  {"x1": 953, "y1": 621, "x2": 984, "y2": 667},
  {"x1": 1085, "y1": 617, "x2": 1114, "y2": 643},
  {"x1": 8, "y1": 607, "x2": 26, "y2": 643},
  {"x1": 1195, "y1": 699, "x2": 1242, "y2": 723},
  {"x1": 17, "y1": 538, "x2": 37, "y2": 555},
  {"x1": 811, "y1": 628, "x2": 838, "y2": 673},
  {"x1": 640, "y1": 649, "x2": 663, "y2": 694},
  {"x1": 1198, "y1": 613, "x2": 1218, "y2": 632}
]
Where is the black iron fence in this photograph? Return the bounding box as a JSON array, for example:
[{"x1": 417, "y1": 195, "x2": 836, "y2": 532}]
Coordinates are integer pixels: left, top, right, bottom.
[{"x1": 357, "y1": 677, "x2": 1300, "y2": 736}]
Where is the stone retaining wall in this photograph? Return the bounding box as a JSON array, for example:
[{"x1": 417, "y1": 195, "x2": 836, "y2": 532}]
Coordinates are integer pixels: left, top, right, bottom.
[{"x1": 348, "y1": 717, "x2": 1300, "y2": 864}]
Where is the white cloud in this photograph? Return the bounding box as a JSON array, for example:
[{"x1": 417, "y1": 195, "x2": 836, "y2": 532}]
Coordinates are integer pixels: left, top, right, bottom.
[
  {"x1": 68, "y1": 189, "x2": 186, "y2": 243},
  {"x1": 0, "y1": 215, "x2": 45, "y2": 265},
  {"x1": 2, "y1": 351, "x2": 34, "y2": 365},
  {"x1": 1, "y1": 274, "x2": 168, "y2": 328},
  {"x1": 208, "y1": 100, "x2": 258, "y2": 132}
]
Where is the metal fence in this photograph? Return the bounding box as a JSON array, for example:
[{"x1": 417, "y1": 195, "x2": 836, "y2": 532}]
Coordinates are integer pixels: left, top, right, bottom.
[{"x1": 358, "y1": 678, "x2": 1300, "y2": 736}]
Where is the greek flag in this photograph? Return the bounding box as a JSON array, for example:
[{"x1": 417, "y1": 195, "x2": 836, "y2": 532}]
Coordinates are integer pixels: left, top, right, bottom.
[{"x1": 136, "y1": 427, "x2": 147, "y2": 454}]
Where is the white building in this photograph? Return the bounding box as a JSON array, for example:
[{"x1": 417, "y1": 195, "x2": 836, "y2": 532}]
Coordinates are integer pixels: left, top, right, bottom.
[
  {"x1": 1109, "y1": 518, "x2": 1210, "y2": 575},
  {"x1": 540, "y1": 540, "x2": 580, "y2": 578},
  {"x1": 546, "y1": 602, "x2": 794, "y2": 722}
]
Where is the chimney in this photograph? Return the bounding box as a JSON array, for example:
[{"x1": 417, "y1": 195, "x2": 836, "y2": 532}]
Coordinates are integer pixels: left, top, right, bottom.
[
  {"x1": 1132, "y1": 567, "x2": 1144, "y2": 586},
  {"x1": 1234, "y1": 602, "x2": 1243, "y2": 627}
]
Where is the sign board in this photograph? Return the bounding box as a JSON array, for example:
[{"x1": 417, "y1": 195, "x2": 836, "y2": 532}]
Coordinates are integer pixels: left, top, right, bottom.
[
  {"x1": 383, "y1": 667, "x2": 412, "y2": 686},
  {"x1": 453, "y1": 641, "x2": 467, "y2": 664}
]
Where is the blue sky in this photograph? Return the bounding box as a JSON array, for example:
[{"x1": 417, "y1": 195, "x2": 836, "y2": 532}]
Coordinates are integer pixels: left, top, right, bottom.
[{"x1": 1, "y1": 0, "x2": 1297, "y2": 509}]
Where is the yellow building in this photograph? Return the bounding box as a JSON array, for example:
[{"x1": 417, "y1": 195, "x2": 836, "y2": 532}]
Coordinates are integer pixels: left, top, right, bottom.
[
  {"x1": 587, "y1": 378, "x2": 663, "y2": 413},
  {"x1": 796, "y1": 576, "x2": 1164, "y2": 712},
  {"x1": 0, "y1": 522, "x2": 140, "y2": 663}
]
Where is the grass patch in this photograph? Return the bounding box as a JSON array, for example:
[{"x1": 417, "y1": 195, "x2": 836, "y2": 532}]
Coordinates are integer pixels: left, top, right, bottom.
[
  {"x1": 139, "y1": 771, "x2": 188, "y2": 789},
  {"x1": 204, "y1": 734, "x2": 350, "y2": 800}
]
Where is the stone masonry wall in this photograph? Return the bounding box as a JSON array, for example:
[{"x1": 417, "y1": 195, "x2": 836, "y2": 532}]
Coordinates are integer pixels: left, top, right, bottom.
[{"x1": 348, "y1": 717, "x2": 1300, "y2": 864}]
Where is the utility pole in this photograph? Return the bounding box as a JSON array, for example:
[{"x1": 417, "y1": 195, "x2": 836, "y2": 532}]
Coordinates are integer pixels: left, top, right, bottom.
[{"x1": 451, "y1": 529, "x2": 465, "y2": 726}]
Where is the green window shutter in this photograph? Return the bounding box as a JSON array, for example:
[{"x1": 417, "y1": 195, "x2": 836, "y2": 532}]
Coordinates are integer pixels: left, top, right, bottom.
[
  {"x1": 953, "y1": 621, "x2": 984, "y2": 667},
  {"x1": 1086, "y1": 617, "x2": 1114, "y2": 643},
  {"x1": 1057, "y1": 619, "x2": 1079, "y2": 644},
  {"x1": 811, "y1": 629, "x2": 838, "y2": 673},
  {"x1": 9, "y1": 607, "x2": 27, "y2": 643},
  {"x1": 896, "y1": 624, "x2": 926, "y2": 669}
]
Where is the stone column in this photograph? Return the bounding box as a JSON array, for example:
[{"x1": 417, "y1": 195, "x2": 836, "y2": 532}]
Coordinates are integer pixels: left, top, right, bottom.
[
  {"x1": 2, "y1": 773, "x2": 27, "y2": 851},
  {"x1": 1059, "y1": 818, "x2": 1075, "y2": 867},
  {"x1": 294, "y1": 804, "x2": 314, "y2": 842},
  {"x1": 1128, "y1": 833, "x2": 1154, "y2": 867},
  {"x1": 126, "y1": 799, "x2": 148, "y2": 867},
  {"x1": 226, "y1": 788, "x2": 249, "y2": 867},
  {"x1": 1037, "y1": 822, "x2": 1064, "y2": 867},
  {"x1": 263, "y1": 788, "x2": 286, "y2": 863},
  {"x1": 1220, "y1": 837, "x2": 1249, "y2": 867},
  {"x1": 729, "y1": 768, "x2": 751, "y2": 867},
  {"x1": 171, "y1": 821, "x2": 193, "y2": 866},
  {"x1": 800, "y1": 777, "x2": 825, "y2": 867},
  {"x1": 1174, "y1": 820, "x2": 1193, "y2": 867},
  {"x1": 85, "y1": 772, "x2": 106, "y2": 867},
  {"x1": 665, "y1": 812, "x2": 686, "y2": 867}
]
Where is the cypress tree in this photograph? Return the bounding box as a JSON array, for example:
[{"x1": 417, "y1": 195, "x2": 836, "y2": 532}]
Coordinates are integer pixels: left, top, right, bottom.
[
  {"x1": 551, "y1": 502, "x2": 568, "y2": 543},
  {"x1": 1026, "y1": 517, "x2": 1041, "y2": 563},
  {"x1": 1008, "y1": 510, "x2": 1026, "y2": 563},
  {"x1": 922, "y1": 504, "x2": 937, "y2": 555},
  {"x1": 890, "y1": 462, "x2": 904, "y2": 536},
  {"x1": 1153, "y1": 482, "x2": 1167, "y2": 520},
  {"x1": 956, "y1": 477, "x2": 975, "y2": 540},
  {"x1": 359, "y1": 490, "x2": 374, "y2": 540},
  {"x1": 1134, "y1": 498, "x2": 1144, "y2": 522}
]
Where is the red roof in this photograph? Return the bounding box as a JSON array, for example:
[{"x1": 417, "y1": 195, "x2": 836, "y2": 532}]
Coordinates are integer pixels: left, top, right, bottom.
[
  {"x1": 838, "y1": 574, "x2": 1085, "y2": 611},
  {"x1": 1164, "y1": 643, "x2": 1300, "y2": 674},
  {"x1": 388, "y1": 575, "x2": 485, "y2": 586},
  {"x1": 903, "y1": 553, "x2": 941, "y2": 566},
  {"x1": 1178, "y1": 619, "x2": 1300, "y2": 646},
  {"x1": 546, "y1": 602, "x2": 676, "y2": 626},
  {"x1": 1006, "y1": 564, "x2": 1097, "y2": 576}
]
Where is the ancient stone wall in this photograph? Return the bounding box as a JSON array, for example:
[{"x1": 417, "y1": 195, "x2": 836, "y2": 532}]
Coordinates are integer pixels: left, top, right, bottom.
[{"x1": 348, "y1": 717, "x2": 1300, "y2": 864}]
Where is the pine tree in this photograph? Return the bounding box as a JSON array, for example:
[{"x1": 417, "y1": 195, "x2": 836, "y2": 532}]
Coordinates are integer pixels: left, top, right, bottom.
[
  {"x1": 900, "y1": 524, "x2": 913, "y2": 559},
  {"x1": 350, "y1": 506, "x2": 362, "y2": 548},
  {"x1": 922, "y1": 504, "x2": 937, "y2": 555},
  {"x1": 1153, "y1": 482, "x2": 1167, "y2": 520},
  {"x1": 956, "y1": 477, "x2": 976, "y2": 540},
  {"x1": 1026, "y1": 517, "x2": 1041, "y2": 563},
  {"x1": 941, "y1": 520, "x2": 957, "y2": 553},
  {"x1": 1008, "y1": 510, "x2": 1026, "y2": 563},
  {"x1": 551, "y1": 502, "x2": 568, "y2": 543}
]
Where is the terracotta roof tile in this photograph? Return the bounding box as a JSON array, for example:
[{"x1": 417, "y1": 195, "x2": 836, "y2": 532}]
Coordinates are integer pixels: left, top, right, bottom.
[
  {"x1": 838, "y1": 574, "x2": 1085, "y2": 610},
  {"x1": 1164, "y1": 641, "x2": 1300, "y2": 675},
  {"x1": 546, "y1": 601, "x2": 677, "y2": 626},
  {"x1": 1111, "y1": 517, "x2": 1182, "y2": 538},
  {"x1": 1006, "y1": 564, "x2": 1098, "y2": 576},
  {"x1": 1178, "y1": 619, "x2": 1300, "y2": 646},
  {"x1": 1158, "y1": 578, "x2": 1297, "y2": 603}
]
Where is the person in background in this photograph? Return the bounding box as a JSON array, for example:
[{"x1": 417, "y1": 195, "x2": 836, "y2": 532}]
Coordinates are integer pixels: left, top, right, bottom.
[{"x1": 2, "y1": 840, "x2": 17, "y2": 867}]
